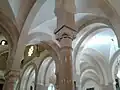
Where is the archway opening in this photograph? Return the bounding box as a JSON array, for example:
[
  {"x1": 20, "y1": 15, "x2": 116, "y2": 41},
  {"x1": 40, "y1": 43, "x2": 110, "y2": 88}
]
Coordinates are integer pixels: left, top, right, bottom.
[
  {"x1": 73, "y1": 22, "x2": 118, "y2": 90},
  {"x1": 37, "y1": 56, "x2": 56, "y2": 90},
  {"x1": 20, "y1": 65, "x2": 36, "y2": 90}
]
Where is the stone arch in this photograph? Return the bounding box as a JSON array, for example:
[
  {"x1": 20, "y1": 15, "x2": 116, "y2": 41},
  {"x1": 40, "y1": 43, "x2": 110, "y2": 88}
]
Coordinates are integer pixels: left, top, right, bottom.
[
  {"x1": 0, "y1": 10, "x2": 19, "y2": 69},
  {"x1": 27, "y1": 31, "x2": 55, "y2": 46},
  {"x1": 35, "y1": 41, "x2": 58, "y2": 86},
  {"x1": 19, "y1": 35, "x2": 60, "y2": 89},
  {"x1": 76, "y1": 14, "x2": 112, "y2": 29},
  {"x1": 80, "y1": 69, "x2": 100, "y2": 89},
  {"x1": 110, "y1": 49, "x2": 120, "y2": 68},
  {"x1": 110, "y1": 49, "x2": 120, "y2": 83},
  {"x1": 20, "y1": 63, "x2": 37, "y2": 90},
  {"x1": 85, "y1": 48, "x2": 109, "y2": 84},
  {"x1": 78, "y1": 52, "x2": 105, "y2": 84},
  {"x1": 44, "y1": 59, "x2": 55, "y2": 85},
  {"x1": 26, "y1": 69, "x2": 36, "y2": 90},
  {"x1": 81, "y1": 79, "x2": 100, "y2": 90},
  {"x1": 12, "y1": 0, "x2": 48, "y2": 70},
  {"x1": 80, "y1": 64, "x2": 100, "y2": 79},
  {"x1": 36, "y1": 56, "x2": 52, "y2": 86},
  {"x1": 76, "y1": 48, "x2": 109, "y2": 85},
  {"x1": 73, "y1": 15, "x2": 118, "y2": 67},
  {"x1": 22, "y1": 40, "x2": 60, "y2": 89}
]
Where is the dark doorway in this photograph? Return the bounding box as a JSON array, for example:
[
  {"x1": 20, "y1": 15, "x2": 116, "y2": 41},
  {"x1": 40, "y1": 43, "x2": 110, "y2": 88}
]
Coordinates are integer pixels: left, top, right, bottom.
[
  {"x1": 30, "y1": 86, "x2": 33, "y2": 90},
  {"x1": 86, "y1": 87, "x2": 94, "y2": 90},
  {"x1": 0, "y1": 84, "x2": 3, "y2": 90}
]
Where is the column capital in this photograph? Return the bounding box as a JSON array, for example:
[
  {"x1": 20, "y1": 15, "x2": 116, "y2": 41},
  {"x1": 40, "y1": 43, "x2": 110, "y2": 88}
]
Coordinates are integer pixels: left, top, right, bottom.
[
  {"x1": 3, "y1": 70, "x2": 20, "y2": 90},
  {"x1": 4, "y1": 70, "x2": 20, "y2": 82},
  {"x1": 55, "y1": 25, "x2": 77, "y2": 48},
  {"x1": 55, "y1": 25, "x2": 77, "y2": 41}
]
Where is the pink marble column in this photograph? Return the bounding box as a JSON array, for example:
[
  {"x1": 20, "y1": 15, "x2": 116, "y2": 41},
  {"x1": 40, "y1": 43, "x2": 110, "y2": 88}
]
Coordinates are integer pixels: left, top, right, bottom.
[
  {"x1": 54, "y1": 3, "x2": 77, "y2": 90},
  {"x1": 54, "y1": 0, "x2": 77, "y2": 90},
  {"x1": 3, "y1": 70, "x2": 20, "y2": 90},
  {"x1": 55, "y1": 27, "x2": 77, "y2": 90}
]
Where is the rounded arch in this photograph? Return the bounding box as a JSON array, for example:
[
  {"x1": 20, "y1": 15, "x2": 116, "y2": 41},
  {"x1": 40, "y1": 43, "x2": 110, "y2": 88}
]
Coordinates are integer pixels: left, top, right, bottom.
[
  {"x1": 12, "y1": 0, "x2": 48, "y2": 70},
  {"x1": 73, "y1": 26, "x2": 117, "y2": 67},
  {"x1": 20, "y1": 63, "x2": 37, "y2": 90},
  {"x1": 85, "y1": 48, "x2": 109, "y2": 84},
  {"x1": 82, "y1": 79, "x2": 101, "y2": 90},
  {"x1": 75, "y1": 48, "x2": 109, "y2": 85},
  {"x1": 80, "y1": 69, "x2": 100, "y2": 88},
  {"x1": 21, "y1": 39, "x2": 60, "y2": 89},
  {"x1": 38, "y1": 41, "x2": 60, "y2": 65},
  {"x1": 78, "y1": 52, "x2": 105, "y2": 84},
  {"x1": 36, "y1": 56, "x2": 52, "y2": 86},
  {"x1": 27, "y1": 31, "x2": 55, "y2": 46},
  {"x1": 80, "y1": 64, "x2": 101, "y2": 79},
  {"x1": 73, "y1": 14, "x2": 119, "y2": 65},
  {"x1": 44, "y1": 59, "x2": 55, "y2": 85},
  {"x1": 110, "y1": 49, "x2": 120, "y2": 83},
  {"x1": 76, "y1": 14, "x2": 112, "y2": 29},
  {"x1": 36, "y1": 54, "x2": 56, "y2": 87},
  {"x1": 0, "y1": 10, "x2": 19, "y2": 69},
  {"x1": 110, "y1": 49, "x2": 120, "y2": 68}
]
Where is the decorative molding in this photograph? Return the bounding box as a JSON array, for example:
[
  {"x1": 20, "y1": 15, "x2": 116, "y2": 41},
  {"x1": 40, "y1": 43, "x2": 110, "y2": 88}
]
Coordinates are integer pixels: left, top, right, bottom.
[
  {"x1": 54, "y1": 25, "x2": 77, "y2": 34},
  {"x1": 55, "y1": 25, "x2": 77, "y2": 42},
  {"x1": 4, "y1": 70, "x2": 20, "y2": 82}
]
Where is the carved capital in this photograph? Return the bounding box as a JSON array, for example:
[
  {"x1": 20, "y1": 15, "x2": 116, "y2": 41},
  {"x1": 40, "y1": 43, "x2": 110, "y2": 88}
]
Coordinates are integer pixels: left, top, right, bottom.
[
  {"x1": 55, "y1": 25, "x2": 77, "y2": 42},
  {"x1": 4, "y1": 70, "x2": 20, "y2": 82}
]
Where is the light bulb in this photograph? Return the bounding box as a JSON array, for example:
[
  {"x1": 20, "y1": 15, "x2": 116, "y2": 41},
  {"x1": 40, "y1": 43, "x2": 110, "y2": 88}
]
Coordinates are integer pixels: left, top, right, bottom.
[
  {"x1": 1, "y1": 41, "x2": 5, "y2": 45},
  {"x1": 28, "y1": 46, "x2": 34, "y2": 56}
]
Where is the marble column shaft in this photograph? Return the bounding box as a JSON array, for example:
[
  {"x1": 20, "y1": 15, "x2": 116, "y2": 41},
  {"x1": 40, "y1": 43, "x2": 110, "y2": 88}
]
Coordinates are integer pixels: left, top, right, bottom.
[{"x1": 54, "y1": 12, "x2": 77, "y2": 90}]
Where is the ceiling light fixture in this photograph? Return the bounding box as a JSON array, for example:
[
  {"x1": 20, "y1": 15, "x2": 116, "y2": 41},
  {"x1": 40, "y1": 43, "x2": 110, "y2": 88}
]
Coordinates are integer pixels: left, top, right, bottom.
[
  {"x1": 1, "y1": 40, "x2": 5, "y2": 45},
  {"x1": 28, "y1": 46, "x2": 34, "y2": 56}
]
